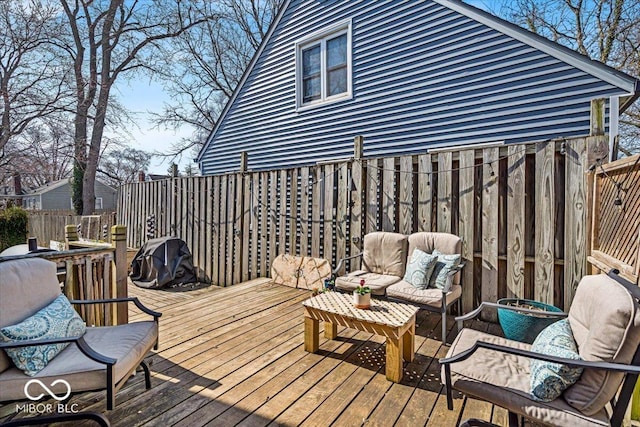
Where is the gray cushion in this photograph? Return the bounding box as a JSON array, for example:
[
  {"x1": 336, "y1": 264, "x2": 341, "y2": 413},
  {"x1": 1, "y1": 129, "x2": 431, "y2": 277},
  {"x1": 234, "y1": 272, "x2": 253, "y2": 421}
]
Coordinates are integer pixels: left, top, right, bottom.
[
  {"x1": 444, "y1": 328, "x2": 610, "y2": 427},
  {"x1": 408, "y1": 232, "x2": 462, "y2": 286},
  {"x1": 335, "y1": 270, "x2": 401, "y2": 296},
  {"x1": 0, "y1": 321, "x2": 158, "y2": 401},
  {"x1": 429, "y1": 250, "x2": 461, "y2": 291},
  {"x1": 529, "y1": 319, "x2": 583, "y2": 402},
  {"x1": 0, "y1": 259, "x2": 61, "y2": 373},
  {"x1": 565, "y1": 274, "x2": 640, "y2": 415},
  {"x1": 403, "y1": 249, "x2": 438, "y2": 289},
  {"x1": 361, "y1": 232, "x2": 408, "y2": 277},
  {"x1": 386, "y1": 280, "x2": 462, "y2": 307}
]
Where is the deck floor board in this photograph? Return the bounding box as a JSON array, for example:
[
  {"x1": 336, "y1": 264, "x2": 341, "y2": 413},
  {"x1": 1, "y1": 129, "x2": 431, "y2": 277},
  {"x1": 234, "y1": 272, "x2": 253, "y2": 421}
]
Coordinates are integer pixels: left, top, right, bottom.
[{"x1": 1, "y1": 279, "x2": 505, "y2": 427}]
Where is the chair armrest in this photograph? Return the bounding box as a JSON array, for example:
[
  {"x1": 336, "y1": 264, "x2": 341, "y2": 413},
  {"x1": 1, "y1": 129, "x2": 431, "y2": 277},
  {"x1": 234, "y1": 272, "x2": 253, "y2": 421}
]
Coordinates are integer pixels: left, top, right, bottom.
[
  {"x1": 439, "y1": 337, "x2": 640, "y2": 412},
  {"x1": 456, "y1": 301, "x2": 567, "y2": 323},
  {"x1": 439, "y1": 339, "x2": 640, "y2": 375},
  {"x1": 333, "y1": 253, "x2": 363, "y2": 275},
  {"x1": 70, "y1": 297, "x2": 162, "y2": 321},
  {"x1": 0, "y1": 335, "x2": 116, "y2": 366}
]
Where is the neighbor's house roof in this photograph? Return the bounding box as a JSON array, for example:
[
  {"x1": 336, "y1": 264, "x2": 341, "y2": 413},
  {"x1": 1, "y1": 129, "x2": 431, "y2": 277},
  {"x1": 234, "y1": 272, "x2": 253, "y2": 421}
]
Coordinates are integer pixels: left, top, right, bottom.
[
  {"x1": 26, "y1": 178, "x2": 116, "y2": 196},
  {"x1": 195, "y1": 0, "x2": 639, "y2": 164}
]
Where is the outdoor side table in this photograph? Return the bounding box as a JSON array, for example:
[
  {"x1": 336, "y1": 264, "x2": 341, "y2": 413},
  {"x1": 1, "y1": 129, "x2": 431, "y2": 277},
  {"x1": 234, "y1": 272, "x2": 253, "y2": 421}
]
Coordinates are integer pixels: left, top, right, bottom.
[{"x1": 302, "y1": 292, "x2": 419, "y2": 383}]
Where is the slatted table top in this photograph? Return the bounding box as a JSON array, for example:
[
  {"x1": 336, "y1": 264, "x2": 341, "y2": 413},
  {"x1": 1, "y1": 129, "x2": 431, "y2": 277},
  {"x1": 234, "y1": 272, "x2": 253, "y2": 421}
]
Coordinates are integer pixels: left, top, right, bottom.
[{"x1": 303, "y1": 291, "x2": 419, "y2": 328}]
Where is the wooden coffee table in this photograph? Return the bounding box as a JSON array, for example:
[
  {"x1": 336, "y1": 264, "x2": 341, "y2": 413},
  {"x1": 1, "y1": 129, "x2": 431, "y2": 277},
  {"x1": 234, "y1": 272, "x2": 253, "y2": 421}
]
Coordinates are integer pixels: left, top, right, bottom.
[{"x1": 302, "y1": 292, "x2": 419, "y2": 382}]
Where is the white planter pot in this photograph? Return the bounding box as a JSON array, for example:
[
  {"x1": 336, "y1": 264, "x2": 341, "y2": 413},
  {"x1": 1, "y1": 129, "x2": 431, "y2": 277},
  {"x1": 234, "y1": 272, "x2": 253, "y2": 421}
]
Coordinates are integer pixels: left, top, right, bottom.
[{"x1": 353, "y1": 291, "x2": 371, "y2": 309}]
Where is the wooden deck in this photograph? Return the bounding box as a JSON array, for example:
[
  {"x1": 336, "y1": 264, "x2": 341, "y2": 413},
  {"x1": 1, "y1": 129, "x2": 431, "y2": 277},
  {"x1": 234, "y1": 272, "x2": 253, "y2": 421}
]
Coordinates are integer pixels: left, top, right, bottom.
[{"x1": 1, "y1": 279, "x2": 509, "y2": 427}]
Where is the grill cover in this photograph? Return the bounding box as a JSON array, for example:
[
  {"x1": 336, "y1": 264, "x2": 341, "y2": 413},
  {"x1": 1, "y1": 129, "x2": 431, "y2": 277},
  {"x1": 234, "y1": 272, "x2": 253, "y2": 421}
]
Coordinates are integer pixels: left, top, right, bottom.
[{"x1": 130, "y1": 237, "x2": 196, "y2": 289}]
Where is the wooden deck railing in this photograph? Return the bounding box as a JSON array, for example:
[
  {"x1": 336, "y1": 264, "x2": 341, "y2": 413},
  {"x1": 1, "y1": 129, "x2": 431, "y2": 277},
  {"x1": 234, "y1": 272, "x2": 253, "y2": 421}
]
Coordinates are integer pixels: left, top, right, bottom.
[
  {"x1": 1, "y1": 225, "x2": 129, "y2": 326},
  {"x1": 118, "y1": 136, "x2": 610, "y2": 312}
]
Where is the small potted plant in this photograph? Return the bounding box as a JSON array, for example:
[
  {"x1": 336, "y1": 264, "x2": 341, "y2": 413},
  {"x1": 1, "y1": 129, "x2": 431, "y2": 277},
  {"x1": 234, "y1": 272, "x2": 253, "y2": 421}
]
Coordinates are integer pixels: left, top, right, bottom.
[{"x1": 353, "y1": 279, "x2": 371, "y2": 309}]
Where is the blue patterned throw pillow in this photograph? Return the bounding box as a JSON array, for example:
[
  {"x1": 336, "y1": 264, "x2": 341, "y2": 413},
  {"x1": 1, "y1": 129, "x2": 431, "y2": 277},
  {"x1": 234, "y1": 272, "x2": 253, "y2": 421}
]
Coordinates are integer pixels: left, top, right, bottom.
[
  {"x1": 0, "y1": 294, "x2": 86, "y2": 376},
  {"x1": 429, "y1": 250, "x2": 462, "y2": 292},
  {"x1": 403, "y1": 249, "x2": 438, "y2": 289},
  {"x1": 530, "y1": 319, "x2": 583, "y2": 402}
]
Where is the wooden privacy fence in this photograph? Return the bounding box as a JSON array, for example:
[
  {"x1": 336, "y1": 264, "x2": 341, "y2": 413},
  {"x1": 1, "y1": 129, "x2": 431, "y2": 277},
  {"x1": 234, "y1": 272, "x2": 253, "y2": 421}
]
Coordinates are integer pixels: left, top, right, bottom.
[
  {"x1": 118, "y1": 135, "x2": 608, "y2": 312},
  {"x1": 28, "y1": 211, "x2": 117, "y2": 247}
]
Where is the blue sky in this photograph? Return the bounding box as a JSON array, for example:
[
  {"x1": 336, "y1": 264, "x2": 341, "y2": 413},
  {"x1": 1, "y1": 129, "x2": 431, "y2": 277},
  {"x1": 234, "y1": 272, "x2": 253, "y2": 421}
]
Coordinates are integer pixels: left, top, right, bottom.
[{"x1": 115, "y1": 79, "x2": 193, "y2": 175}]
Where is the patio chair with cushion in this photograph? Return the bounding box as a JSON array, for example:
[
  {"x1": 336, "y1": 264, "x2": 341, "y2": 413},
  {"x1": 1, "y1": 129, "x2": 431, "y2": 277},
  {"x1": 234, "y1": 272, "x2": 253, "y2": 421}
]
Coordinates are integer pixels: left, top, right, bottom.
[
  {"x1": 334, "y1": 231, "x2": 464, "y2": 343},
  {"x1": 440, "y1": 270, "x2": 640, "y2": 427},
  {"x1": 0, "y1": 257, "x2": 161, "y2": 424},
  {"x1": 334, "y1": 231, "x2": 408, "y2": 296},
  {"x1": 386, "y1": 232, "x2": 463, "y2": 344}
]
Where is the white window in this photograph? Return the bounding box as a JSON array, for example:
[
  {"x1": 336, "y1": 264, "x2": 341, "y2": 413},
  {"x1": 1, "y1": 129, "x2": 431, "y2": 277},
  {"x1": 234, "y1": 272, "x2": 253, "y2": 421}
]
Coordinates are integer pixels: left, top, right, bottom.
[
  {"x1": 95, "y1": 197, "x2": 103, "y2": 210},
  {"x1": 296, "y1": 21, "x2": 352, "y2": 110}
]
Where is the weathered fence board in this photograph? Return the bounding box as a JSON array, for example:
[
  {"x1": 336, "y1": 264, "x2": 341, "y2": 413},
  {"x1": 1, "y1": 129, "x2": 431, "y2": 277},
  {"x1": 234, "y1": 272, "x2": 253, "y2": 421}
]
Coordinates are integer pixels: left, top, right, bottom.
[
  {"x1": 507, "y1": 145, "x2": 526, "y2": 299},
  {"x1": 481, "y1": 147, "x2": 499, "y2": 321},
  {"x1": 458, "y1": 149, "x2": 475, "y2": 312},
  {"x1": 117, "y1": 136, "x2": 608, "y2": 309},
  {"x1": 438, "y1": 152, "x2": 452, "y2": 233},
  {"x1": 28, "y1": 211, "x2": 116, "y2": 247},
  {"x1": 417, "y1": 154, "x2": 432, "y2": 232},
  {"x1": 535, "y1": 141, "x2": 555, "y2": 306}
]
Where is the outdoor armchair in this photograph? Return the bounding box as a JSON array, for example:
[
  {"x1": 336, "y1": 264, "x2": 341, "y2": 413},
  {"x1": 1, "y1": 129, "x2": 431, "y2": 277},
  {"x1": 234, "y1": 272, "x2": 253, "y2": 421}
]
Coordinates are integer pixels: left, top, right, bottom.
[
  {"x1": 0, "y1": 257, "x2": 161, "y2": 424},
  {"x1": 334, "y1": 231, "x2": 408, "y2": 296},
  {"x1": 386, "y1": 232, "x2": 464, "y2": 343},
  {"x1": 440, "y1": 270, "x2": 640, "y2": 427},
  {"x1": 333, "y1": 231, "x2": 464, "y2": 343}
]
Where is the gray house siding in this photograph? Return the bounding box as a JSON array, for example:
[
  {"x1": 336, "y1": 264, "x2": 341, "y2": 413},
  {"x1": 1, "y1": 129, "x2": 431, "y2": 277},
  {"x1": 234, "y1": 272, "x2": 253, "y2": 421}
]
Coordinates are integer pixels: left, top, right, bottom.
[
  {"x1": 95, "y1": 181, "x2": 117, "y2": 211},
  {"x1": 25, "y1": 180, "x2": 117, "y2": 211},
  {"x1": 199, "y1": 0, "x2": 633, "y2": 174},
  {"x1": 40, "y1": 182, "x2": 75, "y2": 210}
]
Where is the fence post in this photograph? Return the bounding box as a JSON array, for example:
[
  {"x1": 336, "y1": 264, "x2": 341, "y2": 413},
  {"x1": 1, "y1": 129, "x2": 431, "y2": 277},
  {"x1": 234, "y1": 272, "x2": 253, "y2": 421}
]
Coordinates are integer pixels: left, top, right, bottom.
[
  {"x1": 65, "y1": 225, "x2": 79, "y2": 250},
  {"x1": 240, "y1": 151, "x2": 248, "y2": 173},
  {"x1": 111, "y1": 225, "x2": 128, "y2": 325}
]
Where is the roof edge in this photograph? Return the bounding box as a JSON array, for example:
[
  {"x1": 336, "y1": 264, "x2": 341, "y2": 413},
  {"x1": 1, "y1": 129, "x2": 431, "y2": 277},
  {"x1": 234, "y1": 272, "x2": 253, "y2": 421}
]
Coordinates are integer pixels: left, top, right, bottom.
[
  {"x1": 437, "y1": 0, "x2": 639, "y2": 96},
  {"x1": 196, "y1": 0, "x2": 293, "y2": 164}
]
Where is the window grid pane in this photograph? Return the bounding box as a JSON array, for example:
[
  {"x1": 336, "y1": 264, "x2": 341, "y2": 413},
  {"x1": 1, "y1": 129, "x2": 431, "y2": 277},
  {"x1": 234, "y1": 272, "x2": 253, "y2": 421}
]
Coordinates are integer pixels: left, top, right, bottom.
[
  {"x1": 299, "y1": 28, "x2": 349, "y2": 106},
  {"x1": 326, "y1": 34, "x2": 347, "y2": 69}
]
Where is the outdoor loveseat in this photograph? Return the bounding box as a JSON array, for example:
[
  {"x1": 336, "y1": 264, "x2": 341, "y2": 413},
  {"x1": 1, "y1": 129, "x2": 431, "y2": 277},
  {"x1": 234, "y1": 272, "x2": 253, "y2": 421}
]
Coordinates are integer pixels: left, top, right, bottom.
[
  {"x1": 334, "y1": 231, "x2": 463, "y2": 343},
  {"x1": 440, "y1": 270, "x2": 640, "y2": 427},
  {"x1": 0, "y1": 257, "x2": 160, "y2": 424}
]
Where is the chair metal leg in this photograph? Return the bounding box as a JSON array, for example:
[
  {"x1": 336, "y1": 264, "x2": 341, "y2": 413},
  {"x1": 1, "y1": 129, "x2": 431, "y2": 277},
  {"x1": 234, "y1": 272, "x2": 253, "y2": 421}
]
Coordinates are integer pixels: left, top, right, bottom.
[
  {"x1": 140, "y1": 360, "x2": 152, "y2": 389},
  {"x1": 441, "y1": 311, "x2": 447, "y2": 344}
]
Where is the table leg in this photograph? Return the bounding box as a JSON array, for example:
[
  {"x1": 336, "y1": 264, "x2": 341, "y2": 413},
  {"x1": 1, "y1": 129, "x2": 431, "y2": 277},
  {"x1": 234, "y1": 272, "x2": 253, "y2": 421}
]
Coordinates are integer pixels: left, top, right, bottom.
[
  {"x1": 402, "y1": 322, "x2": 415, "y2": 362},
  {"x1": 386, "y1": 336, "x2": 403, "y2": 383},
  {"x1": 304, "y1": 317, "x2": 319, "y2": 353},
  {"x1": 324, "y1": 321, "x2": 337, "y2": 339}
]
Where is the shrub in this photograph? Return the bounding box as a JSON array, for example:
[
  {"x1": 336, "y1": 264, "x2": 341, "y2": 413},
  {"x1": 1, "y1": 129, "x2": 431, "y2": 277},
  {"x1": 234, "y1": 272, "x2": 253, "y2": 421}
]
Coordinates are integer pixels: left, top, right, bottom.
[{"x1": 0, "y1": 206, "x2": 28, "y2": 252}]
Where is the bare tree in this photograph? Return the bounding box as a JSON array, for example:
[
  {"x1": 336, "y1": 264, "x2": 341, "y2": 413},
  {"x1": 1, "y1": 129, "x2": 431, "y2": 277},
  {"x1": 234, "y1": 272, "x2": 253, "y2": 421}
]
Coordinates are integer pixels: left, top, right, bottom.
[
  {"x1": 489, "y1": 0, "x2": 640, "y2": 154},
  {"x1": 98, "y1": 147, "x2": 152, "y2": 187},
  {"x1": 0, "y1": 1, "x2": 70, "y2": 157},
  {"x1": 154, "y1": 0, "x2": 283, "y2": 158},
  {"x1": 57, "y1": 0, "x2": 215, "y2": 214},
  {"x1": 0, "y1": 115, "x2": 74, "y2": 190}
]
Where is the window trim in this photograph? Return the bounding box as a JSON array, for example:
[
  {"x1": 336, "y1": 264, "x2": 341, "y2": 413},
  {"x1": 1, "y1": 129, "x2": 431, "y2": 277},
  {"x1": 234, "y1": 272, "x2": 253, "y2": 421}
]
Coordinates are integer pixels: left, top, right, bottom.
[{"x1": 295, "y1": 20, "x2": 352, "y2": 111}]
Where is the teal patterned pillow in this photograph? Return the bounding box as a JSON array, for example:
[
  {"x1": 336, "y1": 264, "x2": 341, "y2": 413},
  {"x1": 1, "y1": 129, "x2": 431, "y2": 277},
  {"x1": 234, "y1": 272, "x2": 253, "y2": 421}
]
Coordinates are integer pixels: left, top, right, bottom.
[
  {"x1": 0, "y1": 294, "x2": 86, "y2": 376},
  {"x1": 403, "y1": 249, "x2": 438, "y2": 289},
  {"x1": 429, "y1": 250, "x2": 462, "y2": 291},
  {"x1": 530, "y1": 319, "x2": 583, "y2": 402}
]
